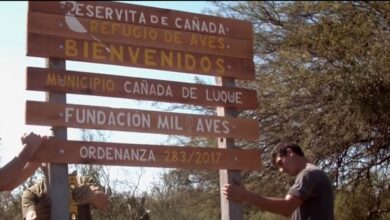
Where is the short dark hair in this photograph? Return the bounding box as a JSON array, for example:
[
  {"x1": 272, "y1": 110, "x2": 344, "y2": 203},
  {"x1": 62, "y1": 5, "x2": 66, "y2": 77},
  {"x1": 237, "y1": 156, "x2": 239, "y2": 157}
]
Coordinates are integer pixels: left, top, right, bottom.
[{"x1": 271, "y1": 142, "x2": 305, "y2": 166}]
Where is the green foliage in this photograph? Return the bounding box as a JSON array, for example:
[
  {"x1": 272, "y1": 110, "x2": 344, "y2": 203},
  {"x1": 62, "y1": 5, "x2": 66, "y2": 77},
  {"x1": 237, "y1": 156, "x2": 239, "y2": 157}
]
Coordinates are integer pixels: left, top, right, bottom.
[
  {"x1": 92, "y1": 192, "x2": 150, "y2": 220},
  {"x1": 147, "y1": 170, "x2": 220, "y2": 220},
  {"x1": 0, "y1": 191, "x2": 23, "y2": 219},
  {"x1": 335, "y1": 176, "x2": 390, "y2": 220}
]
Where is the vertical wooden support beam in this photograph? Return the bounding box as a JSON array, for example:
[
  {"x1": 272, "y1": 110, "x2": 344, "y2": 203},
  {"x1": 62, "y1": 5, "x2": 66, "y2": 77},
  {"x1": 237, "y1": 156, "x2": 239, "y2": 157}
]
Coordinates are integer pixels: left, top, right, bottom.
[
  {"x1": 45, "y1": 58, "x2": 69, "y2": 220},
  {"x1": 217, "y1": 77, "x2": 243, "y2": 220}
]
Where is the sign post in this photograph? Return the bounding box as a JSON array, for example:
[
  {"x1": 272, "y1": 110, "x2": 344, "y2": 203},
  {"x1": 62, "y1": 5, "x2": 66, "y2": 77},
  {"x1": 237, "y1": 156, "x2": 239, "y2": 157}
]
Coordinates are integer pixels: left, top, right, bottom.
[
  {"x1": 217, "y1": 77, "x2": 243, "y2": 220},
  {"x1": 45, "y1": 58, "x2": 69, "y2": 220}
]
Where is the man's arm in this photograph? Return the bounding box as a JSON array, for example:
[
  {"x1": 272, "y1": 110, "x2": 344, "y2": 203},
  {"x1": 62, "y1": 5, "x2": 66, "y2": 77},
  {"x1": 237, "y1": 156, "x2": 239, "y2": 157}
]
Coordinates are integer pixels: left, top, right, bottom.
[
  {"x1": 22, "y1": 181, "x2": 47, "y2": 220},
  {"x1": 73, "y1": 176, "x2": 109, "y2": 209},
  {"x1": 89, "y1": 185, "x2": 109, "y2": 209},
  {"x1": 222, "y1": 183, "x2": 302, "y2": 217},
  {"x1": 0, "y1": 133, "x2": 44, "y2": 191},
  {"x1": 22, "y1": 187, "x2": 38, "y2": 220},
  {"x1": 0, "y1": 158, "x2": 40, "y2": 191}
]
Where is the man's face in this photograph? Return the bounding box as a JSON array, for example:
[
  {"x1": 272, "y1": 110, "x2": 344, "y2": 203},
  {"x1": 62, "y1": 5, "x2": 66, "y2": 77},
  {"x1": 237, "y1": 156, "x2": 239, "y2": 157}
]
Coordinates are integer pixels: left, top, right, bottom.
[{"x1": 275, "y1": 153, "x2": 295, "y2": 176}]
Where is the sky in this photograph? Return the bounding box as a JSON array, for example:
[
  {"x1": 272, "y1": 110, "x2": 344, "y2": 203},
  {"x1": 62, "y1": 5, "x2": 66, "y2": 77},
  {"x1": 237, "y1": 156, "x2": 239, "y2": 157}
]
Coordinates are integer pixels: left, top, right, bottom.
[{"x1": 0, "y1": 1, "x2": 214, "y2": 192}]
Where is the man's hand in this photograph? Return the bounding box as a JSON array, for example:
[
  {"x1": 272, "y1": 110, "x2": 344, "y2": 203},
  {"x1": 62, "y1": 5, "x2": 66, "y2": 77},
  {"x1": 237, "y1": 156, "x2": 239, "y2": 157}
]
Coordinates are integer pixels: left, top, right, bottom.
[
  {"x1": 222, "y1": 181, "x2": 249, "y2": 204},
  {"x1": 19, "y1": 132, "x2": 46, "y2": 159},
  {"x1": 90, "y1": 185, "x2": 109, "y2": 209},
  {"x1": 72, "y1": 184, "x2": 93, "y2": 205},
  {"x1": 72, "y1": 184, "x2": 109, "y2": 209},
  {"x1": 25, "y1": 210, "x2": 37, "y2": 220}
]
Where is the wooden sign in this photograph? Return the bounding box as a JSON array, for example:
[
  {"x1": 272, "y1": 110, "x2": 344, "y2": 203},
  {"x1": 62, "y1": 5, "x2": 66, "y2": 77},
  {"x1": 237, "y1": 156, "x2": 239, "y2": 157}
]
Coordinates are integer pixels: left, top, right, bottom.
[
  {"x1": 26, "y1": 101, "x2": 259, "y2": 140},
  {"x1": 27, "y1": 33, "x2": 255, "y2": 80},
  {"x1": 26, "y1": 67, "x2": 258, "y2": 109},
  {"x1": 30, "y1": 138, "x2": 261, "y2": 170},
  {"x1": 26, "y1": 1, "x2": 257, "y2": 218},
  {"x1": 28, "y1": 1, "x2": 253, "y2": 40},
  {"x1": 27, "y1": 1, "x2": 255, "y2": 80},
  {"x1": 28, "y1": 12, "x2": 253, "y2": 59}
]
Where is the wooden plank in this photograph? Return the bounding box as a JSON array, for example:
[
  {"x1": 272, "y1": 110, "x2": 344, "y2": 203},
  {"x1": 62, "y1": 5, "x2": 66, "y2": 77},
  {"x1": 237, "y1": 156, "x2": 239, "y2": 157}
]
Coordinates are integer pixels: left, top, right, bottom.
[
  {"x1": 28, "y1": 12, "x2": 253, "y2": 59},
  {"x1": 30, "y1": 139, "x2": 262, "y2": 170},
  {"x1": 25, "y1": 101, "x2": 260, "y2": 140},
  {"x1": 27, "y1": 33, "x2": 255, "y2": 80},
  {"x1": 28, "y1": 1, "x2": 253, "y2": 41},
  {"x1": 26, "y1": 67, "x2": 258, "y2": 109}
]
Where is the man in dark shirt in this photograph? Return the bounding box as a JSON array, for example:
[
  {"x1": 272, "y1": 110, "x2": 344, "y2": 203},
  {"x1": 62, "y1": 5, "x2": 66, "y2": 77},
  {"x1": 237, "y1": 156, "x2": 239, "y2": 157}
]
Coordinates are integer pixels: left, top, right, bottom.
[
  {"x1": 222, "y1": 142, "x2": 334, "y2": 220},
  {"x1": 22, "y1": 173, "x2": 108, "y2": 220}
]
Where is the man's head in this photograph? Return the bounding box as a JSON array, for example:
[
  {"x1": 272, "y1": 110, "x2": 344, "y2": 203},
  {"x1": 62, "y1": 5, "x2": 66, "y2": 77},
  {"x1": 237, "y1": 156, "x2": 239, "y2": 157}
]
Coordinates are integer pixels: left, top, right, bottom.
[{"x1": 271, "y1": 142, "x2": 306, "y2": 176}]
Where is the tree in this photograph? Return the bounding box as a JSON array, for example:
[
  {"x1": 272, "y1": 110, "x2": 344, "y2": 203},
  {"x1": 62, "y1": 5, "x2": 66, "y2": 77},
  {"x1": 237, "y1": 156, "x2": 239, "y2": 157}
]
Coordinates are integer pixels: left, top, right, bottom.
[
  {"x1": 208, "y1": 1, "x2": 390, "y2": 219},
  {"x1": 148, "y1": 169, "x2": 220, "y2": 220},
  {"x1": 156, "y1": 1, "x2": 389, "y2": 219}
]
